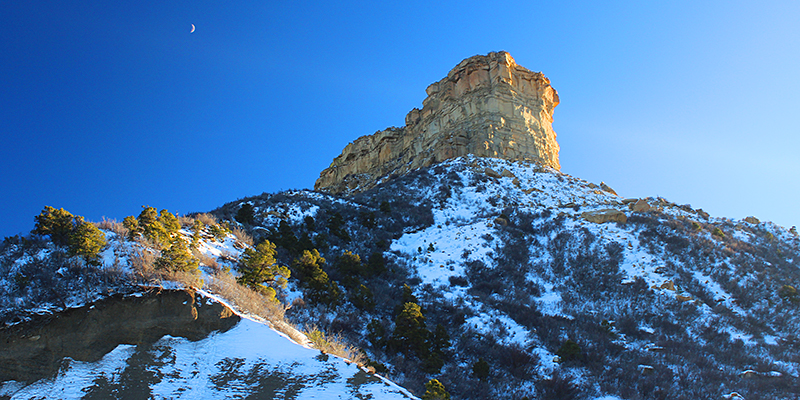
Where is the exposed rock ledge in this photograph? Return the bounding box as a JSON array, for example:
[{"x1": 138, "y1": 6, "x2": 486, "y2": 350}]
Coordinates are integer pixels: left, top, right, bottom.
[
  {"x1": 0, "y1": 288, "x2": 239, "y2": 383},
  {"x1": 315, "y1": 51, "x2": 561, "y2": 195}
]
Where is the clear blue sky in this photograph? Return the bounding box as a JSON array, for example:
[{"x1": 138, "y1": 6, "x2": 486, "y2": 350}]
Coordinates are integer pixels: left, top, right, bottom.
[{"x1": 2, "y1": 1, "x2": 799, "y2": 238}]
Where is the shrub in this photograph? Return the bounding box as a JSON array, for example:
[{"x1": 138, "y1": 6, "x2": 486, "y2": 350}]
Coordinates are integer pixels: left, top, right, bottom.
[
  {"x1": 556, "y1": 339, "x2": 582, "y2": 362},
  {"x1": 712, "y1": 227, "x2": 726, "y2": 239},
  {"x1": 304, "y1": 325, "x2": 366, "y2": 366},
  {"x1": 472, "y1": 357, "x2": 490, "y2": 381}
]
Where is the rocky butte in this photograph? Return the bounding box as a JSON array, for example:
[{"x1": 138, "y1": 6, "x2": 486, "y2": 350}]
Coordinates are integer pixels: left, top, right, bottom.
[{"x1": 315, "y1": 51, "x2": 561, "y2": 195}]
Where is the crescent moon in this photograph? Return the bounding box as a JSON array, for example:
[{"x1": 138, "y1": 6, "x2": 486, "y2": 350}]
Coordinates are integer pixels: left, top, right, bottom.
[{"x1": 190, "y1": 24, "x2": 196, "y2": 33}]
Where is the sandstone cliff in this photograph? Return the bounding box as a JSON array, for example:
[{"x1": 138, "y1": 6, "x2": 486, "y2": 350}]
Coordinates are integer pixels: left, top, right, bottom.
[{"x1": 315, "y1": 51, "x2": 561, "y2": 195}]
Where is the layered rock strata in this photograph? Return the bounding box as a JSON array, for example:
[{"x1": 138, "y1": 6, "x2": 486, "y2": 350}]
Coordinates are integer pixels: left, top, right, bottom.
[
  {"x1": 0, "y1": 289, "x2": 239, "y2": 383},
  {"x1": 315, "y1": 51, "x2": 561, "y2": 195}
]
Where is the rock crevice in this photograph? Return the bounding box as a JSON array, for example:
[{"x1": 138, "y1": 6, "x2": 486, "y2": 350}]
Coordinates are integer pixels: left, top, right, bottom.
[{"x1": 315, "y1": 51, "x2": 561, "y2": 195}]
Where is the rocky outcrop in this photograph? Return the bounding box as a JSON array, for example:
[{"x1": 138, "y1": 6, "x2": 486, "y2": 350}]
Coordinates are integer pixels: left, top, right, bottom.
[
  {"x1": 315, "y1": 51, "x2": 561, "y2": 195},
  {"x1": 0, "y1": 288, "x2": 239, "y2": 383},
  {"x1": 581, "y1": 209, "x2": 628, "y2": 224}
]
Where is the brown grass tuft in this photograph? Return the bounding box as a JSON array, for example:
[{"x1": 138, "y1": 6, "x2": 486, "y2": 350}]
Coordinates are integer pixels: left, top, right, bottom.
[
  {"x1": 194, "y1": 213, "x2": 218, "y2": 227},
  {"x1": 305, "y1": 325, "x2": 367, "y2": 366},
  {"x1": 232, "y1": 226, "x2": 254, "y2": 247}
]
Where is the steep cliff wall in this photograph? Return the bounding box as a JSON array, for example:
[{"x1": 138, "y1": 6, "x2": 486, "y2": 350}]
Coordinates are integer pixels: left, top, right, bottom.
[
  {"x1": 0, "y1": 289, "x2": 239, "y2": 383},
  {"x1": 315, "y1": 51, "x2": 561, "y2": 195}
]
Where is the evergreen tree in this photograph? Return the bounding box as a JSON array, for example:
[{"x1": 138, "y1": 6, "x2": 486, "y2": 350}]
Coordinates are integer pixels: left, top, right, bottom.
[
  {"x1": 366, "y1": 251, "x2": 387, "y2": 276},
  {"x1": 472, "y1": 358, "x2": 490, "y2": 381},
  {"x1": 69, "y1": 216, "x2": 107, "y2": 266},
  {"x1": 235, "y1": 203, "x2": 255, "y2": 224},
  {"x1": 122, "y1": 215, "x2": 140, "y2": 240},
  {"x1": 429, "y1": 323, "x2": 451, "y2": 356},
  {"x1": 272, "y1": 220, "x2": 299, "y2": 255},
  {"x1": 349, "y1": 283, "x2": 375, "y2": 310},
  {"x1": 138, "y1": 206, "x2": 169, "y2": 245},
  {"x1": 421, "y1": 379, "x2": 450, "y2": 400},
  {"x1": 155, "y1": 236, "x2": 198, "y2": 272},
  {"x1": 392, "y1": 302, "x2": 429, "y2": 357},
  {"x1": 367, "y1": 319, "x2": 387, "y2": 349},
  {"x1": 158, "y1": 209, "x2": 181, "y2": 233},
  {"x1": 33, "y1": 206, "x2": 107, "y2": 265},
  {"x1": 237, "y1": 240, "x2": 290, "y2": 298},
  {"x1": 293, "y1": 249, "x2": 341, "y2": 306},
  {"x1": 33, "y1": 206, "x2": 75, "y2": 246},
  {"x1": 191, "y1": 218, "x2": 204, "y2": 244}
]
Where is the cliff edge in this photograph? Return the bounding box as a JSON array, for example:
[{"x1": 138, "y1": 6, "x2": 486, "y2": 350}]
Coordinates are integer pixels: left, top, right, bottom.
[{"x1": 315, "y1": 51, "x2": 561, "y2": 195}]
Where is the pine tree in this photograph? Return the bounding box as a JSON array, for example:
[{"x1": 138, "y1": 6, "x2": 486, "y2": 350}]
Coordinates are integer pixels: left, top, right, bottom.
[
  {"x1": 158, "y1": 209, "x2": 181, "y2": 233},
  {"x1": 392, "y1": 302, "x2": 429, "y2": 357},
  {"x1": 293, "y1": 249, "x2": 341, "y2": 306},
  {"x1": 421, "y1": 379, "x2": 450, "y2": 400},
  {"x1": 69, "y1": 216, "x2": 107, "y2": 266},
  {"x1": 138, "y1": 206, "x2": 169, "y2": 245},
  {"x1": 33, "y1": 206, "x2": 75, "y2": 246},
  {"x1": 350, "y1": 283, "x2": 375, "y2": 310},
  {"x1": 235, "y1": 203, "x2": 255, "y2": 224},
  {"x1": 122, "y1": 215, "x2": 141, "y2": 240},
  {"x1": 155, "y1": 236, "x2": 198, "y2": 272},
  {"x1": 237, "y1": 240, "x2": 290, "y2": 298}
]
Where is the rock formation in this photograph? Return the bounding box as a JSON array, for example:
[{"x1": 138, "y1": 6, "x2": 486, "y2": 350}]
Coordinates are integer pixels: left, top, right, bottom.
[{"x1": 315, "y1": 51, "x2": 561, "y2": 195}]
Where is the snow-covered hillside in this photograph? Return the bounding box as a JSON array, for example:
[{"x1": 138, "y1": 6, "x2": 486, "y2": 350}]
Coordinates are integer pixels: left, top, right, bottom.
[
  {"x1": 2, "y1": 154, "x2": 799, "y2": 399},
  {"x1": 212, "y1": 155, "x2": 800, "y2": 399}
]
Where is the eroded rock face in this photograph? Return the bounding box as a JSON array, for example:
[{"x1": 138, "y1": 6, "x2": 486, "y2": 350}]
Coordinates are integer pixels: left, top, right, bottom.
[
  {"x1": 315, "y1": 51, "x2": 561, "y2": 195},
  {"x1": 0, "y1": 288, "x2": 239, "y2": 383}
]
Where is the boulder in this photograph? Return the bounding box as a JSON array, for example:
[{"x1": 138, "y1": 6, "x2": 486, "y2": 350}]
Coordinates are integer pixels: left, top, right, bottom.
[
  {"x1": 581, "y1": 209, "x2": 627, "y2": 224},
  {"x1": 744, "y1": 216, "x2": 760, "y2": 224},
  {"x1": 632, "y1": 199, "x2": 651, "y2": 213},
  {"x1": 600, "y1": 182, "x2": 618, "y2": 196}
]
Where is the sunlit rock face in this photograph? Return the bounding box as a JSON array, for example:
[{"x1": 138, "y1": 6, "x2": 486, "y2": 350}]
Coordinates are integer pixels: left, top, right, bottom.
[{"x1": 315, "y1": 51, "x2": 561, "y2": 195}]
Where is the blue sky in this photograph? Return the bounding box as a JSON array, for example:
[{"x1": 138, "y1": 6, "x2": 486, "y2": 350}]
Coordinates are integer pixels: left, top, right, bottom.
[{"x1": 2, "y1": 1, "x2": 799, "y2": 238}]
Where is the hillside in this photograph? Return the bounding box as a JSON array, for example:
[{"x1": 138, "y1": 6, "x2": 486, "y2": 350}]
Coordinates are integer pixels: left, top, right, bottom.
[
  {"x1": 0, "y1": 215, "x2": 418, "y2": 399},
  {"x1": 213, "y1": 155, "x2": 800, "y2": 399}
]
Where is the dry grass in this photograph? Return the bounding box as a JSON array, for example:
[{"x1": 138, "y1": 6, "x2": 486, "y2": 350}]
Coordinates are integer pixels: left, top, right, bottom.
[
  {"x1": 232, "y1": 226, "x2": 254, "y2": 247},
  {"x1": 305, "y1": 325, "x2": 367, "y2": 366},
  {"x1": 129, "y1": 246, "x2": 203, "y2": 289},
  {"x1": 206, "y1": 270, "x2": 285, "y2": 322},
  {"x1": 192, "y1": 248, "x2": 219, "y2": 271},
  {"x1": 178, "y1": 215, "x2": 195, "y2": 228},
  {"x1": 194, "y1": 213, "x2": 218, "y2": 227},
  {"x1": 94, "y1": 217, "x2": 129, "y2": 238}
]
